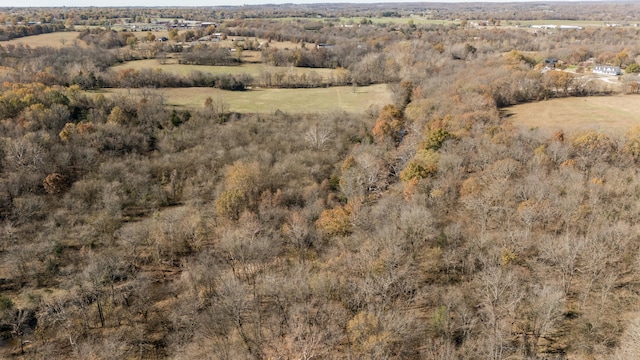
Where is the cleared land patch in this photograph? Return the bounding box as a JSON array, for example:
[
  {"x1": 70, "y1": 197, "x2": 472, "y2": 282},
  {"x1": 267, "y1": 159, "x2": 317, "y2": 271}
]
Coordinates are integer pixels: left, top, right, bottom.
[
  {"x1": 513, "y1": 19, "x2": 611, "y2": 27},
  {"x1": 110, "y1": 59, "x2": 340, "y2": 81},
  {"x1": 2, "y1": 31, "x2": 86, "y2": 48},
  {"x1": 112, "y1": 59, "x2": 266, "y2": 77},
  {"x1": 504, "y1": 95, "x2": 640, "y2": 135},
  {"x1": 100, "y1": 84, "x2": 391, "y2": 114}
]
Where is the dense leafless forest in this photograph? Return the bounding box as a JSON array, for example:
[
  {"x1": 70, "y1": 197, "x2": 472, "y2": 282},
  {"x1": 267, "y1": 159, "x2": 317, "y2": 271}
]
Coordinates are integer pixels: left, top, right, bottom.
[{"x1": 2, "y1": 1, "x2": 640, "y2": 359}]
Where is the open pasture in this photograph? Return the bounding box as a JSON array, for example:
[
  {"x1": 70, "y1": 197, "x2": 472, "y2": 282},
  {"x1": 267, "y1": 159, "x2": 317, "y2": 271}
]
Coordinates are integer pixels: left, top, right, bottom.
[
  {"x1": 504, "y1": 95, "x2": 640, "y2": 135},
  {"x1": 101, "y1": 84, "x2": 391, "y2": 114},
  {"x1": 111, "y1": 59, "x2": 266, "y2": 77},
  {"x1": 1, "y1": 31, "x2": 86, "y2": 48},
  {"x1": 258, "y1": 40, "x2": 301, "y2": 50},
  {"x1": 514, "y1": 19, "x2": 615, "y2": 27},
  {"x1": 272, "y1": 16, "x2": 456, "y2": 26},
  {"x1": 354, "y1": 17, "x2": 454, "y2": 25},
  {"x1": 110, "y1": 59, "x2": 340, "y2": 81}
]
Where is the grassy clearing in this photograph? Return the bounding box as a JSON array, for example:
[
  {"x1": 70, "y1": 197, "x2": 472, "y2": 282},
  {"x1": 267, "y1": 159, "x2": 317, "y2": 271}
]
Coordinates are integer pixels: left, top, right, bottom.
[
  {"x1": 110, "y1": 59, "x2": 339, "y2": 81},
  {"x1": 268, "y1": 17, "x2": 622, "y2": 27},
  {"x1": 241, "y1": 50, "x2": 263, "y2": 63},
  {"x1": 222, "y1": 38, "x2": 299, "y2": 50},
  {"x1": 259, "y1": 40, "x2": 301, "y2": 49},
  {"x1": 273, "y1": 17, "x2": 621, "y2": 27},
  {"x1": 339, "y1": 17, "x2": 456, "y2": 25},
  {"x1": 271, "y1": 16, "x2": 456, "y2": 25},
  {"x1": 111, "y1": 59, "x2": 266, "y2": 76},
  {"x1": 504, "y1": 95, "x2": 640, "y2": 135},
  {"x1": 512, "y1": 19, "x2": 612, "y2": 27},
  {"x1": 100, "y1": 84, "x2": 391, "y2": 114},
  {"x1": 2, "y1": 31, "x2": 86, "y2": 48}
]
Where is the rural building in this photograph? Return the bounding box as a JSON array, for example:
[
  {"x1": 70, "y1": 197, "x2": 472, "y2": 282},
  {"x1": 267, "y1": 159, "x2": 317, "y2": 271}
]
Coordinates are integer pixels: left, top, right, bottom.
[
  {"x1": 531, "y1": 24, "x2": 581, "y2": 30},
  {"x1": 531, "y1": 25, "x2": 557, "y2": 29},
  {"x1": 165, "y1": 20, "x2": 202, "y2": 29},
  {"x1": 544, "y1": 58, "x2": 558, "y2": 69},
  {"x1": 593, "y1": 65, "x2": 621, "y2": 75},
  {"x1": 316, "y1": 43, "x2": 334, "y2": 50}
]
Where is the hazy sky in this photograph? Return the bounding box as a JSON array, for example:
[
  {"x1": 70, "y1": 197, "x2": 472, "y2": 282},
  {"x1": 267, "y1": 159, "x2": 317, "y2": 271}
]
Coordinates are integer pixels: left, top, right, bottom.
[{"x1": 3, "y1": 0, "x2": 594, "y2": 8}]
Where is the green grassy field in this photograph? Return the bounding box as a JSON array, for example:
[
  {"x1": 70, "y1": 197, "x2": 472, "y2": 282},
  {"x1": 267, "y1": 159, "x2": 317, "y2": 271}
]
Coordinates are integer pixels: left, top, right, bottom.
[
  {"x1": 110, "y1": 59, "x2": 340, "y2": 81},
  {"x1": 504, "y1": 95, "x2": 640, "y2": 135},
  {"x1": 99, "y1": 84, "x2": 391, "y2": 114}
]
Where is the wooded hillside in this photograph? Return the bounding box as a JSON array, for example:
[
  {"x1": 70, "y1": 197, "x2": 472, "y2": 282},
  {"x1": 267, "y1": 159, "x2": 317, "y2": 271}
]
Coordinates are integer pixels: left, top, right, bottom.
[{"x1": 2, "y1": 2, "x2": 640, "y2": 359}]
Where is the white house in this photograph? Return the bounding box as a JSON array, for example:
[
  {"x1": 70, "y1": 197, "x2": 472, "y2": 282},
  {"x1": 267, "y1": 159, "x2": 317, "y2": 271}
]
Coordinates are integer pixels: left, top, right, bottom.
[
  {"x1": 593, "y1": 65, "x2": 621, "y2": 75},
  {"x1": 559, "y1": 25, "x2": 582, "y2": 30}
]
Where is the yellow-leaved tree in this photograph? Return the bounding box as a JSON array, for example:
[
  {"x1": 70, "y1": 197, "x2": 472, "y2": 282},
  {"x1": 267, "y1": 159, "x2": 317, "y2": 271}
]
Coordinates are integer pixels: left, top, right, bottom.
[
  {"x1": 215, "y1": 161, "x2": 262, "y2": 221},
  {"x1": 315, "y1": 204, "x2": 353, "y2": 238}
]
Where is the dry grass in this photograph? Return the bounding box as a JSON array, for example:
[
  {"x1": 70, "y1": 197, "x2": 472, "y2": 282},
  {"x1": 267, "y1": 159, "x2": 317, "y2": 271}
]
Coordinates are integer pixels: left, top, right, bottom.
[
  {"x1": 512, "y1": 19, "x2": 612, "y2": 27},
  {"x1": 2, "y1": 31, "x2": 86, "y2": 49},
  {"x1": 110, "y1": 59, "x2": 339, "y2": 81},
  {"x1": 3, "y1": 30, "x2": 299, "y2": 59},
  {"x1": 111, "y1": 59, "x2": 266, "y2": 76},
  {"x1": 241, "y1": 50, "x2": 262, "y2": 63},
  {"x1": 259, "y1": 40, "x2": 300, "y2": 49},
  {"x1": 100, "y1": 84, "x2": 391, "y2": 114},
  {"x1": 504, "y1": 95, "x2": 640, "y2": 135}
]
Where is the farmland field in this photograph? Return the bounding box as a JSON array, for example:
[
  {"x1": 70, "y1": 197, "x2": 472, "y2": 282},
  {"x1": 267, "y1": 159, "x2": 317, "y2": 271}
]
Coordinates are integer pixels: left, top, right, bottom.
[
  {"x1": 100, "y1": 84, "x2": 391, "y2": 113},
  {"x1": 111, "y1": 59, "x2": 340, "y2": 81},
  {"x1": 512, "y1": 19, "x2": 614, "y2": 27},
  {"x1": 335, "y1": 17, "x2": 615, "y2": 27},
  {"x1": 272, "y1": 16, "x2": 457, "y2": 26},
  {"x1": 1, "y1": 31, "x2": 86, "y2": 48},
  {"x1": 112, "y1": 59, "x2": 266, "y2": 76},
  {"x1": 504, "y1": 95, "x2": 640, "y2": 134}
]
